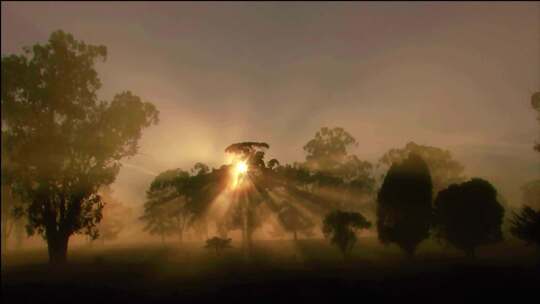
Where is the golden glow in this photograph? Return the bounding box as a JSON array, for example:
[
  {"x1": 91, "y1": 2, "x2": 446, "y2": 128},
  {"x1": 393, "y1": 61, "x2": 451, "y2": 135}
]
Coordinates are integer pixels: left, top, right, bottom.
[
  {"x1": 231, "y1": 160, "x2": 248, "y2": 189},
  {"x1": 236, "y1": 161, "x2": 248, "y2": 175}
]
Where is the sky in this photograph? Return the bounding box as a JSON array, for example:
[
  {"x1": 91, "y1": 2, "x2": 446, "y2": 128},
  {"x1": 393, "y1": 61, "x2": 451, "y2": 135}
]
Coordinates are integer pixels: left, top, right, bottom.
[{"x1": 2, "y1": 1, "x2": 539, "y2": 207}]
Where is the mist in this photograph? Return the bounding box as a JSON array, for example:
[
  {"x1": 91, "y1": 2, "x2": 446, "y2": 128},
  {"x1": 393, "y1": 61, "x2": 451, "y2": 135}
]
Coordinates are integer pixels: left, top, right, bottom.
[{"x1": 2, "y1": 2, "x2": 540, "y2": 303}]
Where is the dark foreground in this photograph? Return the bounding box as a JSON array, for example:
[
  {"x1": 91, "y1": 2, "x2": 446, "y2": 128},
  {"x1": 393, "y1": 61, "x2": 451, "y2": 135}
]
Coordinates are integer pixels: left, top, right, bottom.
[{"x1": 2, "y1": 239, "x2": 539, "y2": 303}]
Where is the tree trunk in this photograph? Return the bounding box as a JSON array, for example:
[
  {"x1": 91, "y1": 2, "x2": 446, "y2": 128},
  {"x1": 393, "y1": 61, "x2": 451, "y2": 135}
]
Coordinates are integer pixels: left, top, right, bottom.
[
  {"x1": 47, "y1": 232, "x2": 69, "y2": 265},
  {"x1": 293, "y1": 230, "x2": 298, "y2": 242},
  {"x1": 178, "y1": 230, "x2": 183, "y2": 243}
]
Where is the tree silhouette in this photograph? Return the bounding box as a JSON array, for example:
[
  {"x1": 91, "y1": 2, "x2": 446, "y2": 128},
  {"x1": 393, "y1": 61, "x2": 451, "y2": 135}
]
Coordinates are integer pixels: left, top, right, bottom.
[
  {"x1": 510, "y1": 206, "x2": 540, "y2": 249},
  {"x1": 379, "y1": 142, "x2": 465, "y2": 196},
  {"x1": 377, "y1": 153, "x2": 433, "y2": 257},
  {"x1": 322, "y1": 210, "x2": 371, "y2": 260},
  {"x1": 522, "y1": 180, "x2": 540, "y2": 210},
  {"x1": 433, "y1": 178, "x2": 504, "y2": 258},
  {"x1": 205, "y1": 237, "x2": 232, "y2": 256},
  {"x1": 532, "y1": 92, "x2": 540, "y2": 153},
  {"x1": 143, "y1": 167, "x2": 223, "y2": 244},
  {"x1": 1, "y1": 31, "x2": 159, "y2": 264},
  {"x1": 277, "y1": 203, "x2": 315, "y2": 241}
]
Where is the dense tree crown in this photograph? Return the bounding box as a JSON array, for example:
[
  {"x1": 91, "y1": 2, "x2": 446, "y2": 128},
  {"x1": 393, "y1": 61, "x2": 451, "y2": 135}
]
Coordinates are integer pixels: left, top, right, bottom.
[
  {"x1": 322, "y1": 210, "x2": 371, "y2": 259},
  {"x1": 433, "y1": 178, "x2": 504, "y2": 258},
  {"x1": 303, "y1": 127, "x2": 358, "y2": 172},
  {"x1": 1, "y1": 30, "x2": 158, "y2": 263},
  {"x1": 379, "y1": 142, "x2": 465, "y2": 195},
  {"x1": 377, "y1": 153, "x2": 433, "y2": 256}
]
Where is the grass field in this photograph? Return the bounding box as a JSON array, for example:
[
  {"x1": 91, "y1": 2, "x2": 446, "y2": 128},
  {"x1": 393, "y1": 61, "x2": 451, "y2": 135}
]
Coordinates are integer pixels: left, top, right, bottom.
[{"x1": 2, "y1": 237, "x2": 539, "y2": 303}]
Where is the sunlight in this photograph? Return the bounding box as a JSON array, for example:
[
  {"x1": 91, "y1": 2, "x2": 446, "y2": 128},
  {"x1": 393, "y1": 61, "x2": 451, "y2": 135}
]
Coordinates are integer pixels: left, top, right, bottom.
[
  {"x1": 231, "y1": 160, "x2": 249, "y2": 189},
  {"x1": 236, "y1": 161, "x2": 248, "y2": 175}
]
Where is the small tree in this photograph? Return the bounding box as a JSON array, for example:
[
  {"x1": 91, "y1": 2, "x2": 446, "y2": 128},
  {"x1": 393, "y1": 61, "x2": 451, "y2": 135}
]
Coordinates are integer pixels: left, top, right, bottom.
[
  {"x1": 510, "y1": 206, "x2": 540, "y2": 250},
  {"x1": 322, "y1": 210, "x2": 371, "y2": 260},
  {"x1": 205, "y1": 237, "x2": 232, "y2": 256},
  {"x1": 377, "y1": 153, "x2": 433, "y2": 257},
  {"x1": 277, "y1": 203, "x2": 314, "y2": 241},
  {"x1": 433, "y1": 178, "x2": 504, "y2": 258}
]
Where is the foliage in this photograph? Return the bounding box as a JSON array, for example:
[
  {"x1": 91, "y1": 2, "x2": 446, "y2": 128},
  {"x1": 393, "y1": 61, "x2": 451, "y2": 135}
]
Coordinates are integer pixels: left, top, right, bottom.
[
  {"x1": 379, "y1": 142, "x2": 465, "y2": 195},
  {"x1": 1, "y1": 30, "x2": 158, "y2": 263},
  {"x1": 303, "y1": 127, "x2": 357, "y2": 172},
  {"x1": 521, "y1": 179, "x2": 540, "y2": 210},
  {"x1": 510, "y1": 206, "x2": 540, "y2": 247},
  {"x1": 322, "y1": 210, "x2": 371, "y2": 259},
  {"x1": 205, "y1": 237, "x2": 232, "y2": 256},
  {"x1": 277, "y1": 203, "x2": 315, "y2": 240},
  {"x1": 377, "y1": 153, "x2": 433, "y2": 256},
  {"x1": 433, "y1": 178, "x2": 504, "y2": 258},
  {"x1": 141, "y1": 164, "x2": 228, "y2": 241},
  {"x1": 532, "y1": 92, "x2": 540, "y2": 153}
]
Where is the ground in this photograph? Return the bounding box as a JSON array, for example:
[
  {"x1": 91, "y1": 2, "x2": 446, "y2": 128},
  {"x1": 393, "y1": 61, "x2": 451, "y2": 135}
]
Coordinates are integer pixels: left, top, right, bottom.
[{"x1": 2, "y1": 237, "x2": 539, "y2": 303}]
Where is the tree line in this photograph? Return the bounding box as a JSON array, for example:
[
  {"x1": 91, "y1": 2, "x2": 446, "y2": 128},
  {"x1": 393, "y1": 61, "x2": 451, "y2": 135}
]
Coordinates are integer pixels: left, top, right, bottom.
[{"x1": 1, "y1": 31, "x2": 539, "y2": 265}]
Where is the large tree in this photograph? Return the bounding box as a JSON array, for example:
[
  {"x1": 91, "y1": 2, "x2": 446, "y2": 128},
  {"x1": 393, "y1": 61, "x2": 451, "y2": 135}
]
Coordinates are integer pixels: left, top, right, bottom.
[
  {"x1": 1, "y1": 31, "x2": 159, "y2": 264},
  {"x1": 303, "y1": 127, "x2": 358, "y2": 172},
  {"x1": 301, "y1": 127, "x2": 376, "y2": 216},
  {"x1": 379, "y1": 142, "x2": 465, "y2": 195},
  {"x1": 433, "y1": 178, "x2": 504, "y2": 258},
  {"x1": 377, "y1": 153, "x2": 433, "y2": 257}
]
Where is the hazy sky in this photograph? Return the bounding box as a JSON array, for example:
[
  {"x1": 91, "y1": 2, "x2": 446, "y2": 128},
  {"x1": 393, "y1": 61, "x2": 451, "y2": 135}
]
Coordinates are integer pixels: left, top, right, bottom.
[{"x1": 2, "y1": 2, "x2": 539, "y2": 207}]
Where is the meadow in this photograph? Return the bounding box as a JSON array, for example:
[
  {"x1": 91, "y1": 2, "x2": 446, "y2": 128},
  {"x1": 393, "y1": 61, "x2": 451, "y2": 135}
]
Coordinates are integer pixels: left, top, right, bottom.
[{"x1": 2, "y1": 237, "x2": 538, "y2": 303}]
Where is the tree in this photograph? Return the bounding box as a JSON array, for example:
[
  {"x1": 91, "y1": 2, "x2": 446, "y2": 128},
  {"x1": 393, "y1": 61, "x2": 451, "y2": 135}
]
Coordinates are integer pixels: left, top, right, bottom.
[
  {"x1": 141, "y1": 169, "x2": 193, "y2": 242},
  {"x1": 277, "y1": 203, "x2": 315, "y2": 241},
  {"x1": 377, "y1": 153, "x2": 433, "y2": 257},
  {"x1": 510, "y1": 206, "x2": 540, "y2": 249},
  {"x1": 433, "y1": 178, "x2": 504, "y2": 258},
  {"x1": 301, "y1": 127, "x2": 376, "y2": 216},
  {"x1": 205, "y1": 237, "x2": 233, "y2": 256},
  {"x1": 532, "y1": 92, "x2": 540, "y2": 153},
  {"x1": 141, "y1": 163, "x2": 229, "y2": 243},
  {"x1": 322, "y1": 210, "x2": 371, "y2": 260},
  {"x1": 379, "y1": 142, "x2": 465, "y2": 195},
  {"x1": 1, "y1": 31, "x2": 159, "y2": 264},
  {"x1": 522, "y1": 180, "x2": 540, "y2": 210},
  {"x1": 303, "y1": 127, "x2": 358, "y2": 172}
]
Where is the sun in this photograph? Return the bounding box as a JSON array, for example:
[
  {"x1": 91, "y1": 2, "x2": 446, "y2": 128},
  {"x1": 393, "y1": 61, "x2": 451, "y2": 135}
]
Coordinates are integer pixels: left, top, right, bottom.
[
  {"x1": 230, "y1": 160, "x2": 249, "y2": 189},
  {"x1": 235, "y1": 161, "x2": 248, "y2": 175}
]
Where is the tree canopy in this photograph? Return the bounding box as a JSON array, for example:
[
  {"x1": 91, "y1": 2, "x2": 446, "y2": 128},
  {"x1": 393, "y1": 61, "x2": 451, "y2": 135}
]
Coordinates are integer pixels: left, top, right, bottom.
[
  {"x1": 1, "y1": 30, "x2": 159, "y2": 264},
  {"x1": 377, "y1": 153, "x2": 433, "y2": 257},
  {"x1": 322, "y1": 210, "x2": 371, "y2": 259},
  {"x1": 379, "y1": 142, "x2": 465, "y2": 195},
  {"x1": 433, "y1": 178, "x2": 504, "y2": 258}
]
